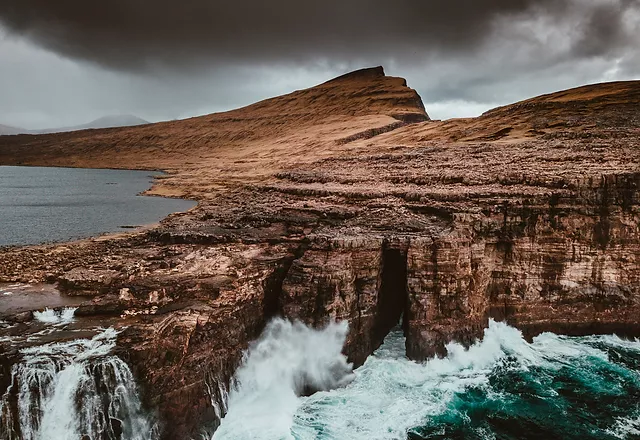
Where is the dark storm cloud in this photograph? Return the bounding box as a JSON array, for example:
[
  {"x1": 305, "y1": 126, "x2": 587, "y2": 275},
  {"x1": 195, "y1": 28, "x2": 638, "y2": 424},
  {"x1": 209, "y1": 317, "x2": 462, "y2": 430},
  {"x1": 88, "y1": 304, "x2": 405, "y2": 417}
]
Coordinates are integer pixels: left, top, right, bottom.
[
  {"x1": 1, "y1": 0, "x2": 634, "y2": 71},
  {"x1": 572, "y1": 0, "x2": 637, "y2": 57},
  {"x1": 0, "y1": 0, "x2": 639, "y2": 128}
]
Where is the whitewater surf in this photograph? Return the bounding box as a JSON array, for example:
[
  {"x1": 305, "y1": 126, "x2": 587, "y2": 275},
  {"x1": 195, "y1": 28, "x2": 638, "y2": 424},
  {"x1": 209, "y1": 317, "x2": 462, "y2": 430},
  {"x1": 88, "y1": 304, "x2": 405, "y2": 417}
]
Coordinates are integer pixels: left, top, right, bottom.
[
  {"x1": 2, "y1": 318, "x2": 640, "y2": 439},
  {"x1": 216, "y1": 319, "x2": 640, "y2": 440}
]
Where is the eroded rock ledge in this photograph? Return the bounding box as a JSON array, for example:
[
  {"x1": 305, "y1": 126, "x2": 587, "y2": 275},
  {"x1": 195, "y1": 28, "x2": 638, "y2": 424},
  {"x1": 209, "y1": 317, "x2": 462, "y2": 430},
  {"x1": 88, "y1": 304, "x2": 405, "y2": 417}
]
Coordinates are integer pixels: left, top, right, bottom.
[{"x1": 0, "y1": 70, "x2": 639, "y2": 439}]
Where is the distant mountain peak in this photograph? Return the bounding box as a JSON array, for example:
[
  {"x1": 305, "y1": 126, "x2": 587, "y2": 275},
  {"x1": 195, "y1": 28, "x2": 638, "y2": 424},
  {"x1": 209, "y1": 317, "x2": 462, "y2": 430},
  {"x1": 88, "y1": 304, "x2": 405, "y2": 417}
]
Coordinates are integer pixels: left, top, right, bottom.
[
  {"x1": 87, "y1": 115, "x2": 150, "y2": 128},
  {"x1": 32, "y1": 115, "x2": 150, "y2": 134},
  {"x1": 0, "y1": 124, "x2": 27, "y2": 136},
  {"x1": 0, "y1": 115, "x2": 151, "y2": 136}
]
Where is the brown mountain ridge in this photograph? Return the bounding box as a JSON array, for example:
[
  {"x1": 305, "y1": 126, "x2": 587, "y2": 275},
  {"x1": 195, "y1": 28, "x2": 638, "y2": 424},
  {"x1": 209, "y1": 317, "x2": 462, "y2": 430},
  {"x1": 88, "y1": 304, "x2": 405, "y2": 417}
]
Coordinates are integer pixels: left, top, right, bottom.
[
  {"x1": 0, "y1": 66, "x2": 427, "y2": 197},
  {"x1": 0, "y1": 67, "x2": 639, "y2": 439}
]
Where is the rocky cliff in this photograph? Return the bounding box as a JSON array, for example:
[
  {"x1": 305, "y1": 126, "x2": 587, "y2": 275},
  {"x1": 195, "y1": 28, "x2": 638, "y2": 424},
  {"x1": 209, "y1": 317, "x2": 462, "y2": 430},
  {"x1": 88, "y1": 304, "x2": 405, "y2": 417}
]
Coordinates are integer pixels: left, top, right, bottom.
[{"x1": 0, "y1": 69, "x2": 638, "y2": 438}]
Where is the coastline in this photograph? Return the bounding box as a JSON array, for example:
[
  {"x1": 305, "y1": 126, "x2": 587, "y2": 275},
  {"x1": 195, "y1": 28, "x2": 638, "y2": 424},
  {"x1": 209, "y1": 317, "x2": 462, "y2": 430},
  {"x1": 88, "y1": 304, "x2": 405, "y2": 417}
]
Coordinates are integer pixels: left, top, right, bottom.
[
  {"x1": 0, "y1": 69, "x2": 638, "y2": 438},
  {"x1": 0, "y1": 165, "x2": 197, "y2": 250}
]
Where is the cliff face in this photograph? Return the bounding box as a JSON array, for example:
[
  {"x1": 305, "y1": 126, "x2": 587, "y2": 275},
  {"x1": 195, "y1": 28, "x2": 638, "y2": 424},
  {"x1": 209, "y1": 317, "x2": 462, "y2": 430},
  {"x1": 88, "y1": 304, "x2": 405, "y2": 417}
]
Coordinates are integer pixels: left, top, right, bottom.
[
  {"x1": 0, "y1": 70, "x2": 639, "y2": 439},
  {"x1": 404, "y1": 173, "x2": 640, "y2": 359}
]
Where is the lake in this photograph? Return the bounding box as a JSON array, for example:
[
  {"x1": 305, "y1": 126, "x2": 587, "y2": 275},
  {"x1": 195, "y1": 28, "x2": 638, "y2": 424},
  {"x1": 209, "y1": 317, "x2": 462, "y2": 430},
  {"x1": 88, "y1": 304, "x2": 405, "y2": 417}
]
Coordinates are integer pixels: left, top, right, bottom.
[{"x1": 0, "y1": 166, "x2": 195, "y2": 247}]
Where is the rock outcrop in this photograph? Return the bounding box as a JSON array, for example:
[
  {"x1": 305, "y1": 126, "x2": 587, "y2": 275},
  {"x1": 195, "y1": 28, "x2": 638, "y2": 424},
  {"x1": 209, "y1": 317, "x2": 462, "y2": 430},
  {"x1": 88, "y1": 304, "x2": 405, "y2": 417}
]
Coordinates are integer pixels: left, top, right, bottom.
[{"x1": 0, "y1": 69, "x2": 638, "y2": 439}]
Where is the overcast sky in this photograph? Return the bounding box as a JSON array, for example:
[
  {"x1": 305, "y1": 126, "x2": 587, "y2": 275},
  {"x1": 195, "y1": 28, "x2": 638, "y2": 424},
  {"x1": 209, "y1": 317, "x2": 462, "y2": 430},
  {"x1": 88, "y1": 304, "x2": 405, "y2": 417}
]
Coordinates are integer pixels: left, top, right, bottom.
[{"x1": 1, "y1": 0, "x2": 639, "y2": 129}]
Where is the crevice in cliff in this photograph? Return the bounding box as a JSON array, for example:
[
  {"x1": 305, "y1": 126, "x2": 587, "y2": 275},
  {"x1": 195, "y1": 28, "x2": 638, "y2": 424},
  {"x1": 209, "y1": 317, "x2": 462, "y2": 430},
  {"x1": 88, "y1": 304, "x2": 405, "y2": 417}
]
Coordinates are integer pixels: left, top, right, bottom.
[
  {"x1": 262, "y1": 244, "x2": 309, "y2": 321},
  {"x1": 594, "y1": 176, "x2": 611, "y2": 250},
  {"x1": 373, "y1": 242, "x2": 409, "y2": 345}
]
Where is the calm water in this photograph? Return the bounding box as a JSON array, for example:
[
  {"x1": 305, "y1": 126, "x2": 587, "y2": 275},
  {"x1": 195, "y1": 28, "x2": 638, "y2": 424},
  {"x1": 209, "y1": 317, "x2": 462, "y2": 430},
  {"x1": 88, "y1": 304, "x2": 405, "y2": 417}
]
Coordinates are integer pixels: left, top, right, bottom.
[{"x1": 0, "y1": 166, "x2": 195, "y2": 246}]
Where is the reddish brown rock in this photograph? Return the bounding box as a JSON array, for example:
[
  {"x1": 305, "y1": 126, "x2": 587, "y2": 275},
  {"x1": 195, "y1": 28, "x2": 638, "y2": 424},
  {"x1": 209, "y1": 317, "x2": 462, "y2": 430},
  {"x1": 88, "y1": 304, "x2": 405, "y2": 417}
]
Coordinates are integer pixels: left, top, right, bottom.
[{"x1": 0, "y1": 69, "x2": 639, "y2": 438}]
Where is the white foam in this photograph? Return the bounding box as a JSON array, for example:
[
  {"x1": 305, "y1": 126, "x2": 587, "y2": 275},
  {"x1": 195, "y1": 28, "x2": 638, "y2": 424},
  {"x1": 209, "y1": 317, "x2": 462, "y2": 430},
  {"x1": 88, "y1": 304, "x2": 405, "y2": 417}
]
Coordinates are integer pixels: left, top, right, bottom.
[
  {"x1": 213, "y1": 319, "x2": 354, "y2": 440},
  {"x1": 32, "y1": 307, "x2": 77, "y2": 325},
  {"x1": 291, "y1": 323, "x2": 525, "y2": 440},
  {"x1": 607, "y1": 411, "x2": 640, "y2": 438},
  {"x1": 582, "y1": 333, "x2": 640, "y2": 353},
  {"x1": 212, "y1": 319, "x2": 638, "y2": 440},
  {"x1": 59, "y1": 306, "x2": 77, "y2": 323},
  {"x1": 2, "y1": 328, "x2": 157, "y2": 440}
]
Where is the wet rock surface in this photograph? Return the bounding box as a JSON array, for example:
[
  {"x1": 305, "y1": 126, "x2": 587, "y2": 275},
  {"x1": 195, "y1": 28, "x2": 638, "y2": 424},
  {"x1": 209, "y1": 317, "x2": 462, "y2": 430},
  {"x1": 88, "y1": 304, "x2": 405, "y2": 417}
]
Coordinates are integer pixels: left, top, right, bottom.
[{"x1": 0, "y1": 70, "x2": 639, "y2": 438}]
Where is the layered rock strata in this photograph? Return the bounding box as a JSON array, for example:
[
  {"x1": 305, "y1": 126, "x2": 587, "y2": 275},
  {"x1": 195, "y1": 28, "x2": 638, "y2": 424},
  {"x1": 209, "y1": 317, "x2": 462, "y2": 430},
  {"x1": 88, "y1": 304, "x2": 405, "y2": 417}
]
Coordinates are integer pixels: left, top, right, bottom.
[{"x1": 0, "y1": 69, "x2": 638, "y2": 438}]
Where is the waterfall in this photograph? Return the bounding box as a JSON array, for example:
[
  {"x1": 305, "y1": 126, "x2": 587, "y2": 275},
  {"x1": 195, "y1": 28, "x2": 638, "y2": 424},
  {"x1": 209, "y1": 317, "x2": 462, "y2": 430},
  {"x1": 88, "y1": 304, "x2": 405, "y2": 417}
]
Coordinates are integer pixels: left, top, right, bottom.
[{"x1": 0, "y1": 328, "x2": 157, "y2": 440}]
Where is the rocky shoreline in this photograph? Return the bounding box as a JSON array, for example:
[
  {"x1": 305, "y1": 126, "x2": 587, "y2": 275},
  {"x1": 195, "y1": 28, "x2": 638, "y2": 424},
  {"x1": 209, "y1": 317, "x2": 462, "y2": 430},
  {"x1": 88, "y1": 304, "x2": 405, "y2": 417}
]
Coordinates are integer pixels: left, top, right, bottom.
[{"x1": 1, "y1": 67, "x2": 639, "y2": 438}]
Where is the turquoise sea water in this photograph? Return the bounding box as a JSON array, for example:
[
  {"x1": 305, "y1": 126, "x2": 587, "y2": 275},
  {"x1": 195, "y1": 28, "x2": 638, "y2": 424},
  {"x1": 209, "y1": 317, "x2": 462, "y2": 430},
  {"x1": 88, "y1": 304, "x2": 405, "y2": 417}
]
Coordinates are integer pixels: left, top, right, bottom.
[
  {"x1": 3, "y1": 317, "x2": 639, "y2": 439},
  {"x1": 217, "y1": 320, "x2": 640, "y2": 440}
]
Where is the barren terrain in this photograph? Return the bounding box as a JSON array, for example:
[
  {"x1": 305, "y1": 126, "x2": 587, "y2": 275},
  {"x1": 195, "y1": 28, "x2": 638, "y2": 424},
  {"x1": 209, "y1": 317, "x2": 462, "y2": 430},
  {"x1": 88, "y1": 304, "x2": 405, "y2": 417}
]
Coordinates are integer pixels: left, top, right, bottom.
[{"x1": 0, "y1": 67, "x2": 638, "y2": 439}]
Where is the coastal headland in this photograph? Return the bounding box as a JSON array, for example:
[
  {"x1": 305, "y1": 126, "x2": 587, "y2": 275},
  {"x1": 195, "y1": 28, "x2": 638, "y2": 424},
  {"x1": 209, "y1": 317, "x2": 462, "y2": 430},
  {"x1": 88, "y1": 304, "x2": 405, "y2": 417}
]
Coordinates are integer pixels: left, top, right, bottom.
[{"x1": 1, "y1": 67, "x2": 639, "y2": 438}]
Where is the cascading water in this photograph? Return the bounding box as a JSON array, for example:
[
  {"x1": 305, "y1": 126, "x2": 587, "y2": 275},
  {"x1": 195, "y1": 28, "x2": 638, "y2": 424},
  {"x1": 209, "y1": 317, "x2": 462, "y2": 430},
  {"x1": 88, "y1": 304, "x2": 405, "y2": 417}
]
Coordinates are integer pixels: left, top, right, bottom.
[
  {"x1": 0, "y1": 328, "x2": 157, "y2": 440},
  {"x1": 212, "y1": 319, "x2": 640, "y2": 440},
  {"x1": 3, "y1": 316, "x2": 639, "y2": 440}
]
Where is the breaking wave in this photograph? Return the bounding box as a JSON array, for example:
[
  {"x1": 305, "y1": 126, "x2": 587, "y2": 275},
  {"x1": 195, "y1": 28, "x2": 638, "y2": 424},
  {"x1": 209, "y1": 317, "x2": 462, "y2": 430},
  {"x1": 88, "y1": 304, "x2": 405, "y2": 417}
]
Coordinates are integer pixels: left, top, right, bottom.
[
  {"x1": 3, "y1": 317, "x2": 639, "y2": 440},
  {"x1": 213, "y1": 319, "x2": 640, "y2": 440},
  {"x1": 213, "y1": 319, "x2": 354, "y2": 439}
]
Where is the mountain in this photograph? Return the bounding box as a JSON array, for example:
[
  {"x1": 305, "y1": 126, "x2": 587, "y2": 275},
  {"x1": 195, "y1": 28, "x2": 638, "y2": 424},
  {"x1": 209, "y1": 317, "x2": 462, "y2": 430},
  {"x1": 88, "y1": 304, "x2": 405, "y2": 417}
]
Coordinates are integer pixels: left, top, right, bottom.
[
  {"x1": 32, "y1": 114, "x2": 150, "y2": 134},
  {"x1": 0, "y1": 66, "x2": 427, "y2": 176},
  {"x1": 0, "y1": 124, "x2": 26, "y2": 136},
  {"x1": 0, "y1": 68, "x2": 639, "y2": 439}
]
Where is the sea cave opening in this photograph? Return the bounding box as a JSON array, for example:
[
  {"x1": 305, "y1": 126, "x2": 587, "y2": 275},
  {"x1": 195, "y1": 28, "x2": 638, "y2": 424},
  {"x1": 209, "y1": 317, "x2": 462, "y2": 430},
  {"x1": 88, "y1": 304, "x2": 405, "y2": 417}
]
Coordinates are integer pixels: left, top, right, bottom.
[{"x1": 373, "y1": 245, "x2": 409, "y2": 345}]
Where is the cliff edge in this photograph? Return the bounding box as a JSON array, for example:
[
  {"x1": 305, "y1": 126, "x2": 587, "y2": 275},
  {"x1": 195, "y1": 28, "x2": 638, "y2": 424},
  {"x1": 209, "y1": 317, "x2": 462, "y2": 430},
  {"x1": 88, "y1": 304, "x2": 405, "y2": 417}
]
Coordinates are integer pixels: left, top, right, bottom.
[{"x1": 0, "y1": 72, "x2": 638, "y2": 439}]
